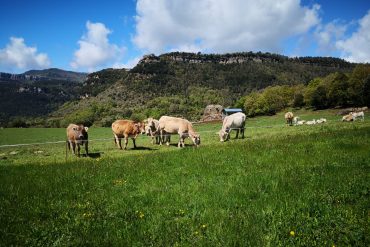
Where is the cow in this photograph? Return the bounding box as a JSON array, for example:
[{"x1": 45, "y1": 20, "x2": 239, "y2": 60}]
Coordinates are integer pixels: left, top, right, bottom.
[
  {"x1": 285, "y1": 112, "x2": 294, "y2": 126},
  {"x1": 342, "y1": 114, "x2": 354, "y2": 122},
  {"x1": 219, "y1": 112, "x2": 246, "y2": 142},
  {"x1": 316, "y1": 118, "x2": 327, "y2": 124},
  {"x1": 144, "y1": 117, "x2": 168, "y2": 144},
  {"x1": 112, "y1": 120, "x2": 145, "y2": 150},
  {"x1": 293, "y1": 116, "x2": 300, "y2": 125},
  {"x1": 350, "y1": 111, "x2": 364, "y2": 121},
  {"x1": 158, "y1": 116, "x2": 200, "y2": 148},
  {"x1": 66, "y1": 124, "x2": 88, "y2": 157},
  {"x1": 296, "y1": 120, "x2": 306, "y2": 125},
  {"x1": 305, "y1": 120, "x2": 316, "y2": 125}
]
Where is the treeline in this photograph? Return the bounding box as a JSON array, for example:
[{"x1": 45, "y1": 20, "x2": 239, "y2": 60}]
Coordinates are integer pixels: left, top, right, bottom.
[{"x1": 237, "y1": 65, "x2": 370, "y2": 116}]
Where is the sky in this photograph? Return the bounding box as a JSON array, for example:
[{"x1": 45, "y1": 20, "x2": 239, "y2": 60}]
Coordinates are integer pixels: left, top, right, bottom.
[{"x1": 0, "y1": 0, "x2": 369, "y2": 73}]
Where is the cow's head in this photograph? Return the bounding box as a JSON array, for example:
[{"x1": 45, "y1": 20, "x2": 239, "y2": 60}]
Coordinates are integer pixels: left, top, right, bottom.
[
  {"x1": 219, "y1": 129, "x2": 229, "y2": 142},
  {"x1": 134, "y1": 122, "x2": 146, "y2": 135},
  {"x1": 191, "y1": 134, "x2": 201, "y2": 147},
  {"x1": 73, "y1": 125, "x2": 88, "y2": 142}
]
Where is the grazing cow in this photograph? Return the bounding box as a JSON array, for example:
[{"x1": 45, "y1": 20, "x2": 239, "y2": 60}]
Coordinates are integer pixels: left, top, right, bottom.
[
  {"x1": 112, "y1": 120, "x2": 145, "y2": 150},
  {"x1": 66, "y1": 124, "x2": 88, "y2": 157},
  {"x1": 158, "y1": 116, "x2": 200, "y2": 148},
  {"x1": 350, "y1": 111, "x2": 364, "y2": 121},
  {"x1": 296, "y1": 120, "x2": 306, "y2": 125},
  {"x1": 285, "y1": 112, "x2": 294, "y2": 126},
  {"x1": 219, "y1": 112, "x2": 246, "y2": 142}
]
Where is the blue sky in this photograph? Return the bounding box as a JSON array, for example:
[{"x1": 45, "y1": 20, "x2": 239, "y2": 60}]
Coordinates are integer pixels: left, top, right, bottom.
[{"x1": 1, "y1": 0, "x2": 369, "y2": 73}]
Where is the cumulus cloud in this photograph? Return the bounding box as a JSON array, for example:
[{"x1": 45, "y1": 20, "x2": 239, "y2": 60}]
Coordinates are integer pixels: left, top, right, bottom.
[
  {"x1": 314, "y1": 21, "x2": 347, "y2": 56},
  {"x1": 71, "y1": 21, "x2": 125, "y2": 71},
  {"x1": 133, "y1": 0, "x2": 320, "y2": 54},
  {"x1": 336, "y1": 11, "x2": 370, "y2": 63},
  {"x1": 0, "y1": 37, "x2": 50, "y2": 72}
]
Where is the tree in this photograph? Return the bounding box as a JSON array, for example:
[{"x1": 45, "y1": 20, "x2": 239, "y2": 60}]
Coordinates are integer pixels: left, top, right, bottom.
[
  {"x1": 363, "y1": 75, "x2": 370, "y2": 107},
  {"x1": 311, "y1": 86, "x2": 328, "y2": 109}
]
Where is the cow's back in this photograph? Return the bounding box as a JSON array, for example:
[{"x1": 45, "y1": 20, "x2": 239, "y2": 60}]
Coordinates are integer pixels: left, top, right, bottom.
[
  {"x1": 112, "y1": 120, "x2": 135, "y2": 136},
  {"x1": 223, "y1": 112, "x2": 246, "y2": 129},
  {"x1": 159, "y1": 116, "x2": 185, "y2": 133}
]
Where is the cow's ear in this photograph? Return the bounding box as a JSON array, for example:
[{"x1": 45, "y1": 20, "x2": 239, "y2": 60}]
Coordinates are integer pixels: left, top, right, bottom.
[{"x1": 84, "y1": 127, "x2": 89, "y2": 132}]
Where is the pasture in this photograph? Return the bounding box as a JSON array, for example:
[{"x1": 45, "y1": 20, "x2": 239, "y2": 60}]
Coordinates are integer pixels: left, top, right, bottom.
[{"x1": 0, "y1": 109, "x2": 369, "y2": 246}]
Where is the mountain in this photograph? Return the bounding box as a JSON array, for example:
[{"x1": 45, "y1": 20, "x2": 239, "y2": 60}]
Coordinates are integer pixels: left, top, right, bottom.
[
  {"x1": 0, "y1": 68, "x2": 87, "y2": 82},
  {"x1": 46, "y1": 51, "x2": 355, "y2": 127},
  {"x1": 0, "y1": 69, "x2": 89, "y2": 126}
]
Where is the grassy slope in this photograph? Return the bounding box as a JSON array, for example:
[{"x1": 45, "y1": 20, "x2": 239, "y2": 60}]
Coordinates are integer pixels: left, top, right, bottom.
[{"x1": 0, "y1": 110, "x2": 369, "y2": 246}]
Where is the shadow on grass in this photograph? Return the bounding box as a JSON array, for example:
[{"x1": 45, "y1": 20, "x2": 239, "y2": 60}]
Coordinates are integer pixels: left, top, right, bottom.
[
  {"x1": 128, "y1": 146, "x2": 158, "y2": 151},
  {"x1": 82, "y1": 152, "x2": 103, "y2": 158}
]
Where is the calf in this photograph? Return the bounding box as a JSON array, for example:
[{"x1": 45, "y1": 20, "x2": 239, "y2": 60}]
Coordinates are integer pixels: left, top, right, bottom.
[
  {"x1": 66, "y1": 124, "x2": 88, "y2": 157},
  {"x1": 219, "y1": 112, "x2": 246, "y2": 142},
  {"x1": 112, "y1": 120, "x2": 145, "y2": 150}
]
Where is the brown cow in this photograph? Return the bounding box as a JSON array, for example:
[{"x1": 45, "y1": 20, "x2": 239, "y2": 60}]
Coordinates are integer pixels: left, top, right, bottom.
[
  {"x1": 112, "y1": 120, "x2": 145, "y2": 150},
  {"x1": 66, "y1": 124, "x2": 89, "y2": 157},
  {"x1": 285, "y1": 112, "x2": 294, "y2": 126}
]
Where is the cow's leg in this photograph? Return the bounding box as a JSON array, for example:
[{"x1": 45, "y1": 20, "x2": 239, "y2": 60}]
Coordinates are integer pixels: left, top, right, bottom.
[
  {"x1": 235, "y1": 129, "x2": 239, "y2": 139},
  {"x1": 71, "y1": 142, "x2": 76, "y2": 155},
  {"x1": 77, "y1": 144, "x2": 81, "y2": 157},
  {"x1": 132, "y1": 138, "x2": 137, "y2": 149},
  {"x1": 84, "y1": 141, "x2": 89, "y2": 155},
  {"x1": 241, "y1": 128, "x2": 245, "y2": 139},
  {"x1": 159, "y1": 130, "x2": 163, "y2": 146},
  {"x1": 124, "y1": 137, "x2": 128, "y2": 150}
]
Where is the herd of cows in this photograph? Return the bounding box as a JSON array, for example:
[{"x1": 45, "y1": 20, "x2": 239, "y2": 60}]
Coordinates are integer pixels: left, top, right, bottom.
[
  {"x1": 66, "y1": 109, "x2": 365, "y2": 157},
  {"x1": 284, "y1": 110, "x2": 365, "y2": 126},
  {"x1": 66, "y1": 113, "x2": 246, "y2": 157}
]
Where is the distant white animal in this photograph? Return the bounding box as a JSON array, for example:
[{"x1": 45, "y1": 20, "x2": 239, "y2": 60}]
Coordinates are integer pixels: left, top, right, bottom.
[
  {"x1": 293, "y1": 116, "x2": 300, "y2": 125},
  {"x1": 350, "y1": 111, "x2": 364, "y2": 121},
  {"x1": 306, "y1": 119, "x2": 316, "y2": 125},
  {"x1": 342, "y1": 114, "x2": 354, "y2": 122},
  {"x1": 219, "y1": 112, "x2": 246, "y2": 142},
  {"x1": 296, "y1": 120, "x2": 306, "y2": 125},
  {"x1": 316, "y1": 118, "x2": 327, "y2": 124}
]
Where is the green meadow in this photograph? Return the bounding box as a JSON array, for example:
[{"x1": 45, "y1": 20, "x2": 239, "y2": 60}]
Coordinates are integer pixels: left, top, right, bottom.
[{"x1": 0, "y1": 110, "x2": 369, "y2": 246}]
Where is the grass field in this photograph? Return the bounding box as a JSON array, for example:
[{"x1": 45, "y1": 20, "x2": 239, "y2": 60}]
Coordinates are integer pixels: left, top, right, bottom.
[{"x1": 0, "y1": 109, "x2": 369, "y2": 246}]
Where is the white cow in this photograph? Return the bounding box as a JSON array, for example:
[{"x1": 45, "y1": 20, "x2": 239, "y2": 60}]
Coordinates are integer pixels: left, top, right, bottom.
[
  {"x1": 145, "y1": 118, "x2": 161, "y2": 144},
  {"x1": 350, "y1": 111, "x2": 364, "y2": 121},
  {"x1": 306, "y1": 119, "x2": 316, "y2": 125},
  {"x1": 219, "y1": 112, "x2": 246, "y2": 142},
  {"x1": 296, "y1": 120, "x2": 306, "y2": 125},
  {"x1": 316, "y1": 118, "x2": 327, "y2": 124},
  {"x1": 158, "y1": 116, "x2": 200, "y2": 148},
  {"x1": 293, "y1": 116, "x2": 300, "y2": 125}
]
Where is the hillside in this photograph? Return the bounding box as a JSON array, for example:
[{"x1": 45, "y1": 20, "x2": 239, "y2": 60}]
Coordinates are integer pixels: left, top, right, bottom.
[
  {"x1": 48, "y1": 51, "x2": 355, "y2": 127},
  {"x1": 0, "y1": 69, "x2": 88, "y2": 126}
]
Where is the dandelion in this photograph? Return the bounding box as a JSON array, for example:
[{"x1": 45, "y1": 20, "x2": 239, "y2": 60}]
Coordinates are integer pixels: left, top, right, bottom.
[
  {"x1": 201, "y1": 224, "x2": 207, "y2": 229},
  {"x1": 194, "y1": 231, "x2": 199, "y2": 235},
  {"x1": 139, "y1": 211, "x2": 144, "y2": 219},
  {"x1": 290, "y1": 230, "x2": 295, "y2": 236}
]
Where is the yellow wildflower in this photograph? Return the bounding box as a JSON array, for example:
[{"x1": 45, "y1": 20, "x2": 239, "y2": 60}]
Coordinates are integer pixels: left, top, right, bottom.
[{"x1": 290, "y1": 231, "x2": 295, "y2": 236}]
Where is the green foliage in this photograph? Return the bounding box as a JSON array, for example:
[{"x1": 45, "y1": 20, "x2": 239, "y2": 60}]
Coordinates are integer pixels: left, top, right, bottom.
[{"x1": 363, "y1": 75, "x2": 370, "y2": 107}]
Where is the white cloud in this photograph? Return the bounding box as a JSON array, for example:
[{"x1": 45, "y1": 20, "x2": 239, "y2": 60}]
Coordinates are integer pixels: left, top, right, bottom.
[
  {"x1": 133, "y1": 0, "x2": 320, "y2": 54},
  {"x1": 0, "y1": 37, "x2": 50, "y2": 72},
  {"x1": 71, "y1": 21, "x2": 125, "y2": 72},
  {"x1": 314, "y1": 20, "x2": 348, "y2": 56},
  {"x1": 336, "y1": 10, "x2": 370, "y2": 63},
  {"x1": 112, "y1": 56, "x2": 141, "y2": 69}
]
